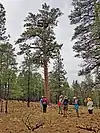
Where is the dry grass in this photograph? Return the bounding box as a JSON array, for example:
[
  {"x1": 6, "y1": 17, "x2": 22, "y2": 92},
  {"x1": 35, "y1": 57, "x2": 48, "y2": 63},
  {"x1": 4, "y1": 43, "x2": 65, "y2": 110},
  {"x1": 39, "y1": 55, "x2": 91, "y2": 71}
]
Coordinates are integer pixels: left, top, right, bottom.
[{"x1": 0, "y1": 101, "x2": 100, "y2": 133}]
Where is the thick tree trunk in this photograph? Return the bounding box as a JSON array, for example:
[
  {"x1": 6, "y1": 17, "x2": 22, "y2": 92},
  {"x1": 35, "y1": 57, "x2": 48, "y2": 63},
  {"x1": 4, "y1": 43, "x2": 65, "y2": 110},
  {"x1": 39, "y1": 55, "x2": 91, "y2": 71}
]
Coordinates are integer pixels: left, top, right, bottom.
[
  {"x1": 43, "y1": 59, "x2": 50, "y2": 103},
  {"x1": 5, "y1": 100, "x2": 8, "y2": 113},
  {"x1": 0, "y1": 54, "x2": 3, "y2": 112},
  {"x1": 98, "y1": 91, "x2": 100, "y2": 109},
  {"x1": 0, "y1": 99, "x2": 3, "y2": 112},
  {"x1": 5, "y1": 53, "x2": 9, "y2": 113},
  {"x1": 0, "y1": 82, "x2": 3, "y2": 113},
  {"x1": 5, "y1": 78, "x2": 10, "y2": 113},
  {"x1": 27, "y1": 70, "x2": 30, "y2": 107},
  {"x1": 0, "y1": 82, "x2": 2, "y2": 99}
]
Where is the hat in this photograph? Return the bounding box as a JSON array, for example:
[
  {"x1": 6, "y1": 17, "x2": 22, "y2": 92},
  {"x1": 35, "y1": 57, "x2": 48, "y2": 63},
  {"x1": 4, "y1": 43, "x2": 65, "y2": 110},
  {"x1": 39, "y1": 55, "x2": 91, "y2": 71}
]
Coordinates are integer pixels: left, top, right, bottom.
[
  {"x1": 87, "y1": 98, "x2": 92, "y2": 101},
  {"x1": 73, "y1": 96, "x2": 77, "y2": 99},
  {"x1": 64, "y1": 96, "x2": 68, "y2": 99},
  {"x1": 59, "y1": 95, "x2": 63, "y2": 98}
]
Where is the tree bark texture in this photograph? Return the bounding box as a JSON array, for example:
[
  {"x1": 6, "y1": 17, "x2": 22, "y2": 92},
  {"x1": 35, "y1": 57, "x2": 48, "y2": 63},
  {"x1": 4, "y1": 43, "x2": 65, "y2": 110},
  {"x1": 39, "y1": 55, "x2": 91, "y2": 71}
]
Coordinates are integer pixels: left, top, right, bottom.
[{"x1": 43, "y1": 59, "x2": 50, "y2": 103}]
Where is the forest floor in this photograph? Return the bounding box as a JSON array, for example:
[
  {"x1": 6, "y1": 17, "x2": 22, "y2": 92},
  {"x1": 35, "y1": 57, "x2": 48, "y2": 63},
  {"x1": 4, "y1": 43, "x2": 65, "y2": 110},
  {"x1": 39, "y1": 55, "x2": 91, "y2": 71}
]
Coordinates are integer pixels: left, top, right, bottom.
[{"x1": 0, "y1": 101, "x2": 100, "y2": 133}]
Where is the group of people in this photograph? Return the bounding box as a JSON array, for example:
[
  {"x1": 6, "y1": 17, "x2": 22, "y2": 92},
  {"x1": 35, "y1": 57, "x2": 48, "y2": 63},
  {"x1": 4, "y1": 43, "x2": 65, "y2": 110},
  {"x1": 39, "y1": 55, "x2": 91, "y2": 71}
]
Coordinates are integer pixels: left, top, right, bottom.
[
  {"x1": 58, "y1": 95, "x2": 94, "y2": 117},
  {"x1": 40, "y1": 95, "x2": 94, "y2": 117},
  {"x1": 58, "y1": 95, "x2": 80, "y2": 117},
  {"x1": 58, "y1": 95, "x2": 69, "y2": 117}
]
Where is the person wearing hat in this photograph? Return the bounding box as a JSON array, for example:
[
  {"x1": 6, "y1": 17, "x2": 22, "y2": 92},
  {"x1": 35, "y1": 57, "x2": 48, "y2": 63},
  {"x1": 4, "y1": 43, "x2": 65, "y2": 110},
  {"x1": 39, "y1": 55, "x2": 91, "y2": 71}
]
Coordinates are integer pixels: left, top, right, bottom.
[
  {"x1": 63, "y1": 96, "x2": 69, "y2": 117},
  {"x1": 40, "y1": 96, "x2": 43, "y2": 112},
  {"x1": 58, "y1": 95, "x2": 63, "y2": 114},
  {"x1": 73, "y1": 96, "x2": 80, "y2": 117},
  {"x1": 87, "y1": 98, "x2": 94, "y2": 114}
]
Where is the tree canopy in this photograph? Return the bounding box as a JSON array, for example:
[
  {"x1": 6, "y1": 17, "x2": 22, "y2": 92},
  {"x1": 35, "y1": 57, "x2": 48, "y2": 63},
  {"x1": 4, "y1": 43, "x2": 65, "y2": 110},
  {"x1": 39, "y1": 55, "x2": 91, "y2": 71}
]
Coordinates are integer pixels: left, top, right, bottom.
[{"x1": 69, "y1": 0, "x2": 100, "y2": 75}]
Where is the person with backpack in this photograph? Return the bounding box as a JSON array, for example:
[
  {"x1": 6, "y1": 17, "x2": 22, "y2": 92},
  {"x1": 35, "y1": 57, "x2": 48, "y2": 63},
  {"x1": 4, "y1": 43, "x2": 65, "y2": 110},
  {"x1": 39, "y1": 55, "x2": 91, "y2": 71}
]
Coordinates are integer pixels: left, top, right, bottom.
[
  {"x1": 58, "y1": 95, "x2": 63, "y2": 114},
  {"x1": 42, "y1": 96, "x2": 48, "y2": 113},
  {"x1": 73, "y1": 96, "x2": 80, "y2": 117},
  {"x1": 40, "y1": 96, "x2": 43, "y2": 112},
  {"x1": 63, "y1": 96, "x2": 69, "y2": 117},
  {"x1": 87, "y1": 98, "x2": 94, "y2": 114}
]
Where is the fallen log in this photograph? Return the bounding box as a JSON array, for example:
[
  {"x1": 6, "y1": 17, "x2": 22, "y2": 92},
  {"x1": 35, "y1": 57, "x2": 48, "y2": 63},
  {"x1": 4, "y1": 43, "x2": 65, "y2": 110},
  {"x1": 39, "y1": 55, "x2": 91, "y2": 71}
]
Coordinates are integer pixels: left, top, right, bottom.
[
  {"x1": 76, "y1": 125, "x2": 100, "y2": 133},
  {"x1": 32, "y1": 121, "x2": 44, "y2": 131},
  {"x1": 22, "y1": 114, "x2": 44, "y2": 132}
]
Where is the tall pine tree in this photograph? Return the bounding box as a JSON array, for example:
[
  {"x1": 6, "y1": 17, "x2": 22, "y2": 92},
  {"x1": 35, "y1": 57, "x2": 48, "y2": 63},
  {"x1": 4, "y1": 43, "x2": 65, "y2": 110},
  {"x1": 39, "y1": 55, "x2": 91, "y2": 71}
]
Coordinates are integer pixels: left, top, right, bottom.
[
  {"x1": 16, "y1": 3, "x2": 63, "y2": 102},
  {"x1": 0, "y1": 3, "x2": 6, "y2": 41},
  {"x1": 0, "y1": 39, "x2": 17, "y2": 113},
  {"x1": 49, "y1": 49, "x2": 68, "y2": 103},
  {"x1": 18, "y1": 45, "x2": 37, "y2": 107},
  {"x1": 69, "y1": 0, "x2": 100, "y2": 75},
  {"x1": 0, "y1": 2, "x2": 6, "y2": 99}
]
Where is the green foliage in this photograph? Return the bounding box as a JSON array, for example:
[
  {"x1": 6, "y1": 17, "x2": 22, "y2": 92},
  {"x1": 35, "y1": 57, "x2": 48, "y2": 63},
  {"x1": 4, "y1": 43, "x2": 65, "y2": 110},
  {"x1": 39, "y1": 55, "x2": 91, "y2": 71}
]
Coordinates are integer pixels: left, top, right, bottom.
[
  {"x1": 72, "y1": 80, "x2": 81, "y2": 97},
  {"x1": 49, "y1": 50, "x2": 69, "y2": 103},
  {"x1": 69, "y1": 0, "x2": 100, "y2": 75},
  {"x1": 93, "y1": 1, "x2": 100, "y2": 39},
  {"x1": 16, "y1": 3, "x2": 63, "y2": 66},
  {"x1": 72, "y1": 73, "x2": 94, "y2": 105},
  {"x1": 0, "y1": 3, "x2": 17, "y2": 102},
  {"x1": 0, "y1": 3, "x2": 6, "y2": 41},
  {"x1": 0, "y1": 38, "x2": 17, "y2": 98},
  {"x1": 15, "y1": 72, "x2": 44, "y2": 100},
  {"x1": 69, "y1": 0, "x2": 100, "y2": 106},
  {"x1": 81, "y1": 74, "x2": 94, "y2": 98},
  {"x1": 15, "y1": 3, "x2": 63, "y2": 101}
]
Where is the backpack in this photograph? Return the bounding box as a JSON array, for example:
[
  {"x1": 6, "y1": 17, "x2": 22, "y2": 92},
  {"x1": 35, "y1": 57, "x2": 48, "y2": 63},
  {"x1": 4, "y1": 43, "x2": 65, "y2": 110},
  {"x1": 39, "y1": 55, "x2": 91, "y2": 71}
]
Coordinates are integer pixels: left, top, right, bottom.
[
  {"x1": 73, "y1": 99, "x2": 80, "y2": 105},
  {"x1": 40, "y1": 99, "x2": 43, "y2": 104},
  {"x1": 63, "y1": 99, "x2": 68, "y2": 105},
  {"x1": 42, "y1": 98, "x2": 47, "y2": 105}
]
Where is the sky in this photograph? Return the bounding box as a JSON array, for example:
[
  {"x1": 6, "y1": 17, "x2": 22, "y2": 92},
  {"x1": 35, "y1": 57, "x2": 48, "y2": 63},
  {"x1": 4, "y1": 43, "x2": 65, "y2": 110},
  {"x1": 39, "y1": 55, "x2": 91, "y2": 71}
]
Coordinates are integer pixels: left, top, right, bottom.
[{"x1": 0, "y1": 0, "x2": 83, "y2": 84}]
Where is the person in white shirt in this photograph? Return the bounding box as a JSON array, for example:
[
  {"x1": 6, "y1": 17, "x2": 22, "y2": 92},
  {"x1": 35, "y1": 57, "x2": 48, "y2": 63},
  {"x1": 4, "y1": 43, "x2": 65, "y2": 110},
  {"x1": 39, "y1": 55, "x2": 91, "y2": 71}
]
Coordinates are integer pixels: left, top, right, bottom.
[
  {"x1": 87, "y1": 98, "x2": 94, "y2": 114},
  {"x1": 58, "y1": 95, "x2": 63, "y2": 114}
]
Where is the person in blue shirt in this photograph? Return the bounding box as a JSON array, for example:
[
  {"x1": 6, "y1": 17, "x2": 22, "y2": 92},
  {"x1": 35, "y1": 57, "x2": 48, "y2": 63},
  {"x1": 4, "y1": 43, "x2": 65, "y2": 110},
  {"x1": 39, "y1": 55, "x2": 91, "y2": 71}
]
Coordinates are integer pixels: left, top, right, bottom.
[
  {"x1": 73, "y1": 96, "x2": 80, "y2": 117},
  {"x1": 63, "y1": 96, "x2": 69, "y2": 117}
]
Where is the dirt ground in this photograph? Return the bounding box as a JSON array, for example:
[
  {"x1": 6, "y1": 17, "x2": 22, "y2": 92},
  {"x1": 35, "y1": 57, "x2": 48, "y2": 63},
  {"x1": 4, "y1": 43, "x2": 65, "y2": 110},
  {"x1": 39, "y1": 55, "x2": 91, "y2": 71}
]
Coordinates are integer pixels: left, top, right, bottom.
[{"x1": 0, "y1": 101, "x2": 100, "y2": 133}]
